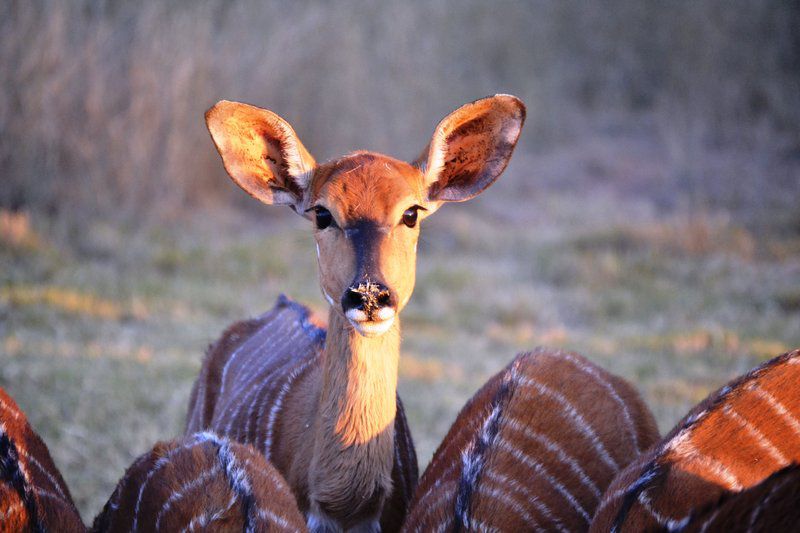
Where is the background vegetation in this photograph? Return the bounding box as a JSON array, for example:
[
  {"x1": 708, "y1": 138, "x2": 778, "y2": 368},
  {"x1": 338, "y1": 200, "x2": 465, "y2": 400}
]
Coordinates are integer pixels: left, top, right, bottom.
[{"x1": 2, "y1": 0, "x2": 799, "y2": 521}]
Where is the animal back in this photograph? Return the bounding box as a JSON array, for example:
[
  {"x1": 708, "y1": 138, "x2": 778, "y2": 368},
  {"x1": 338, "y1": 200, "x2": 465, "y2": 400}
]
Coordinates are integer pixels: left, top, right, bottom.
[
  {"x1": 403, "y1": 348, "x2": 659, "y2": 532},
  {"x1": 0, "y1": 387, "x2": 84, "y2": 532},
  {"x1": 189, "y1": 295, "x2": 325, "y2": 463},
  {"x1": 91, "y1": 432, "x2": 307, "y2": 532},
  {"x1": 591, "y1": 349, "x2": 800, "y2": 532}
]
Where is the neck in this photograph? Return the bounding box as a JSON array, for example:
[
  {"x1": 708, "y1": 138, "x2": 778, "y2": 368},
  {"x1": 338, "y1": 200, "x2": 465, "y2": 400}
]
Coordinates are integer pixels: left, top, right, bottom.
[
  {"x1": 320, "y1": 310, "x2": 400, "y2": 445},
  {"x1": 307, "y1": 309, "x2": 400, "y2": 524}
]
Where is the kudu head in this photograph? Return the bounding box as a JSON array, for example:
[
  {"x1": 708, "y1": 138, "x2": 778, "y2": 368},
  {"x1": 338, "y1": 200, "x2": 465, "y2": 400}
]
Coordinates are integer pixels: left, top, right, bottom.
[{"x1": 206, "y1": 95, "x2": 525, "y2": 337}]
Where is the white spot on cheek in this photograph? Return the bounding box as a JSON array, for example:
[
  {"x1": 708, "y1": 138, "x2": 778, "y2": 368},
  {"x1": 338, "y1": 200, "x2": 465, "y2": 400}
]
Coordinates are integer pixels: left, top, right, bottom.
[
  {"x1": 322, "y1": 290, "x2": 335, "y2": 306},
  {"x1": 315, "y1": 242, "x2": 320, "y2": 259}
]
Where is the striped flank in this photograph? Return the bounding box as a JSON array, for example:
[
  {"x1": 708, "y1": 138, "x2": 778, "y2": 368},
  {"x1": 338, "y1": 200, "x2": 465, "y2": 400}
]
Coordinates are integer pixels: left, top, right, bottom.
[
  {"x1": 91, "y1": 432, "x2": 306, "y2": 532},
  {"x1": 185, "y1": 295, "x2": 418, "y2": 530},
  {"x1": 591, "y1": 349, "x2": 800, "y2": 533},
  {"x1": 681, "y1": 463, "x2": 800, "y2": 533},
  {"x1": 0, "y1": 387, "x2": 84, "y2": 532},
  {"x1": 403, "y1": 348, "x2": 660, "y2": 532}
]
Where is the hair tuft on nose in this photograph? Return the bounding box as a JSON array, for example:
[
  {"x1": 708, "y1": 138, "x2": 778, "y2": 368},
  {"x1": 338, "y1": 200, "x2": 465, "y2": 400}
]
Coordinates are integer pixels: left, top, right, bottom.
[{"x1": 341, "y1": 280, "x2": 395, "y2": 318}]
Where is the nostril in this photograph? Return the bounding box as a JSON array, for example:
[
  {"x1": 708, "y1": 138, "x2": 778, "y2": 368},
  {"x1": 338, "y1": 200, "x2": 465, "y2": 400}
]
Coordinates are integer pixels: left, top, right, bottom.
[
  {"x1": 376, "y1": 290, "x2": 391, "y2": 308},
  {"x1": 342, "y1": 289, "x2": 365, "y2": 312}
]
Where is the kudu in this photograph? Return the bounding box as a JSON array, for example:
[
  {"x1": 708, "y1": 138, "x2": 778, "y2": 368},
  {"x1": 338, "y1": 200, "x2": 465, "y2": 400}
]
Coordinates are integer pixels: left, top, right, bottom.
[
  {"x1": 92, "y1": 432, "x2": 306, "y2": 532},
  {"x1": 0, "y1": 387, "x2": 84, "y2": 532},
  {"x1": 401, "y1": 349, "x2": 660, "y2": 532},
  {"x1": 186, "y1": 95, "x2": 526, "y2": 531},
  {"x1": 591, "y1": 348, "x2": 800, "y2": 532}
]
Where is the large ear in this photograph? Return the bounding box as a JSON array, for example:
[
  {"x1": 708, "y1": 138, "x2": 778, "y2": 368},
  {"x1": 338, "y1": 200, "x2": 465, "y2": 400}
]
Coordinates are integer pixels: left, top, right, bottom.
[
  {"x1": 417, "y1": 95, "x2": 525, "y2": 204},
  {"x1": 205, "y1": 100, "x2": 317, "y2": 213}
]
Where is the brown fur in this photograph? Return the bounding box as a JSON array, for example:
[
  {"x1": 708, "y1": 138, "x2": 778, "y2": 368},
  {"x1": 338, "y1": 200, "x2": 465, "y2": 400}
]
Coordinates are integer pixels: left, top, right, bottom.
[
  {"x1": 91, "y1": 432, "x2": 306, "y2": 532},
  {"x1": 0, "y1": 387, "x2": 84, "y2": 532},
  {"x1": 402, "y1": 348, "x2": 660, "y2": 532},
  {"x1": 186, "y1": 297, "x2": 418, "y2": 531},
  {"x1": 591, "y1": 349, "x2": 800, "y2": 532},
  {"x1": 311, "y1": 153, "x2": 426, "y2": 314},
  {"x1": 680, "y1": 463, "x2": 800, "y2": 533},
  {"x1": 198, "y1": 95, "x2": 525, "y2": 530},
  {"x1": 185, "y1": 317, "x2": 266, "y2": 435}
]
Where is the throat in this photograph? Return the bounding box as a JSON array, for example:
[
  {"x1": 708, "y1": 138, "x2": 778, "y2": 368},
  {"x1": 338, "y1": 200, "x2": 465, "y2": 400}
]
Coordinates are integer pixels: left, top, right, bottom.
[
  {"x1": 306, "y1": 309, "x2": 401, "y2": 524},
  {"x1": 318, "y1": 309, "x2": 400, "y2": 446}
]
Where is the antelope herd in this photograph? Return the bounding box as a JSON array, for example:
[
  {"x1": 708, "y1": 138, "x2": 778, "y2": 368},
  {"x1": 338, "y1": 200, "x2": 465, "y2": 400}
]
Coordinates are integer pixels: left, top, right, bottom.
[{"x1": 1, "y1": 96, "x2": 798, "y2": 532}]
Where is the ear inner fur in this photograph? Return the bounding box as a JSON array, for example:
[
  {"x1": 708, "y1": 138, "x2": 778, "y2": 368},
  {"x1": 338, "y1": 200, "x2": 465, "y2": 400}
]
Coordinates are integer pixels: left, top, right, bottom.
[
  {"x1": 422, "y1": 94, "x2": 526, "y2": 203},
  {"x1": 205, "y1": 100, "x2": 316, "y2": 211}
]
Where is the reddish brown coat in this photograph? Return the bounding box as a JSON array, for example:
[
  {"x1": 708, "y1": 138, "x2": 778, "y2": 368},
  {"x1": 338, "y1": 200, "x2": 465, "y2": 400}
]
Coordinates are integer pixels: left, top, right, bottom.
[
  {"x1": 591, "y1": 349, "x2": 800, "y2": 532},
  {"x1": 185, "y1": 296, "x2": 418, "y2": 531},
  {"x1": 198, "y1": 94, "x2": 525, "y2": 530},
  {"x1": 402, "y1": 348, "x2": 660, "y2": 532},
  {"x1": 0, "y1": 387, "x2": 84, "y2": 532},
  {"x1": 681, "y1": 463, "x2": 800, "y2": 533},
  {"x1": 91, "y1": 432, "x2": 306, "y2": 532}
]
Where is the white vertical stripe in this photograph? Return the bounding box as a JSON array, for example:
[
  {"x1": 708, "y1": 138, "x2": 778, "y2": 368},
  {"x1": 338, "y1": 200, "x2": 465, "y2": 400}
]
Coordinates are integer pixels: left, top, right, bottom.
[
  {"x1": 15, "y1": 449, "x2": 68, "y2": 501},
  {"x1": 264, "y1": 352, "x2": 317, "y2": 459},
  {"x1": 722, "y1": 406, "x2": 788, "y2": 465},
  {"x1": 636, "y1": 489, "x2": 689, "y2": 530},
  {"x1": 0, "y1": 399, "x2": 22, "y2": 420},
  {"x1": 217, "y1": 316, "x2": 275, "y2": 400},
  {"x1": 746, "y1": 473, "x2": 793, "y2": 532},
  {"x1": 0, "y1": 501, "x2": 23, "y2": 521},
  {"x1": 222, "y1": 335, "x2": 298, "y2": 438},
  {"x1": 484, "y1": 470, "x2": 566, "y2": 533},
  {"x1": 494, "y1": 437, "x2": 591, "y2": 523},
  {"x1": 515, "y1": 375, "x2": 620, "y2": 473},
  {"x1": 154, "y1": 468, "x2": 219, "y2": 530},
  {"x1": 539, "y1": 349, "x2": 643, "y2": 452},
  {"x1": 216, "y1": 314, "x2": 294, "y2": 421},
  {"x1": 749, "y1": 385, "x2": 800, "y2": 438},
  {"x1": 180, "y1": 493, "x2": 238, "y2": 533},
  {"x1": 504, "y1": 417, "x2": 602, "y2": 501},
  {"x1": 421, "y1": 418, "x2": 483, "y2": 487},
  {"x1": 669, "y1": 436, "x2": 743, "y2": 490},
  {"x1": 408, "y1": 482, "x2": 457, "y2": 530},
  {"x1": 132, "y1": 433, "x2": 217, "y2": 532},
  {"x1": 697, "y1": 506, "x2": 722, "y2": 533}
]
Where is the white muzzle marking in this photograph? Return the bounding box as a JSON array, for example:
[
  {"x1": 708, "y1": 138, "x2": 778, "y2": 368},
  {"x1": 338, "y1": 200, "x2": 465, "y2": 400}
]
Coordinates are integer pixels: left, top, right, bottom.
[{"x1": 346, "y1": 307, "x2": 396, "y2": 337}]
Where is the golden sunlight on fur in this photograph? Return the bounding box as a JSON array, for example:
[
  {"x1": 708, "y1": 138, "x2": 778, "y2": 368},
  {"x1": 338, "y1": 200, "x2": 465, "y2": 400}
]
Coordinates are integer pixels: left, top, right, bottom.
[{"x1": 189, "y1": 95, "x2": 525, "y2": 531}]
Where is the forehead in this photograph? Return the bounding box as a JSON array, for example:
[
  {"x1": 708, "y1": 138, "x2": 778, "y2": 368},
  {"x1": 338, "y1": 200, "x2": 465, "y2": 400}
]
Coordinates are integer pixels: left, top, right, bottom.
[{"x1": 311, "y1": 153, "x2": 423, "y2": 220}]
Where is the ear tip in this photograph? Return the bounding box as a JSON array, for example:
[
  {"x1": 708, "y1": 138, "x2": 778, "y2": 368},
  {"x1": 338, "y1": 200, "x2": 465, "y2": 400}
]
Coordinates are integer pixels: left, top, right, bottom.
[
  {"x1": 490, "y1": 94, "x2": 526, "y2": 121},
  {"x1": 205, "y1": 100, "x2": 238, "y2": 121},
  {"x1": 205, "y1": 101, "x2": 227, "y2": 127}
]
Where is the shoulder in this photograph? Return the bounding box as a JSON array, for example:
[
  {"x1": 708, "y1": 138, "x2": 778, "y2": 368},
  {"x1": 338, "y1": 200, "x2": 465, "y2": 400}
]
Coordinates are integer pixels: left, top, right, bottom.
[{"x1": 209, "y1": 294, "x2": 327, "y2": 358}]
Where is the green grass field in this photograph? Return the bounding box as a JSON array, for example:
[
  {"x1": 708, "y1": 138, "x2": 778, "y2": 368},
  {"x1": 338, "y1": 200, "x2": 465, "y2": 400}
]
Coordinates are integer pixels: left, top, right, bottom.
[{"x1": 2, "y1": 145, "x2": 799, "y2": 521}]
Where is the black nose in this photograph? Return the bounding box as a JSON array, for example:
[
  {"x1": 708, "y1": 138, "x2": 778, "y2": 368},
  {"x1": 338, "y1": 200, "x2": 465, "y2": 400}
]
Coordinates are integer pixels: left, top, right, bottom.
[{"x1": 341, "y1": 280, "x2": 395, "y2": 317}]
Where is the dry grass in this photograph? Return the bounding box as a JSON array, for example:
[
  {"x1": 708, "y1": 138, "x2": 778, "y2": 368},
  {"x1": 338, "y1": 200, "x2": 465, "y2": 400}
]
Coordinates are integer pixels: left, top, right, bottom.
[
  {"x1": 2, "y1": 1, "x2": 798, "y2": 231},
  {"x1": 2, "y1": 0, "x2": 799, "y2": 523},
  {"x1": 2, "y1": 138, "x2": 799, "y2": 521}
]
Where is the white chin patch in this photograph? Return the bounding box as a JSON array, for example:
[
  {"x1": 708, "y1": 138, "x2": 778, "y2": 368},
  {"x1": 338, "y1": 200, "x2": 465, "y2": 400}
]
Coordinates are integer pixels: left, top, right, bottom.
[{"x1": 347, "y1": 314, "x2": 395, "y2": 337}]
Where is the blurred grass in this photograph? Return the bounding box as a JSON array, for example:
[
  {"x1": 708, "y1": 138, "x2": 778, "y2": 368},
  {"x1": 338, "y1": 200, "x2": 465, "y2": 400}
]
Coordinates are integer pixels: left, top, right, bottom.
[
  {"x1": 2, "y1": 146, "x2": 799, "y2": 521},
  {"x1": 2, "y1": 0, "x2": 799, "y2": 525}
]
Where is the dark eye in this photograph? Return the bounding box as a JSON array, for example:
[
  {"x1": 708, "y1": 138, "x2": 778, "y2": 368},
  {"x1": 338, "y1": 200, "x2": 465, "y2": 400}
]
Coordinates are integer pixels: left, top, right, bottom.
[
  {"x1": 402, "y1": 206, "x2": 420, "y2": 228},
  {"x1": 314, "y1": 206, "x2": 334, "y2": 230}
]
